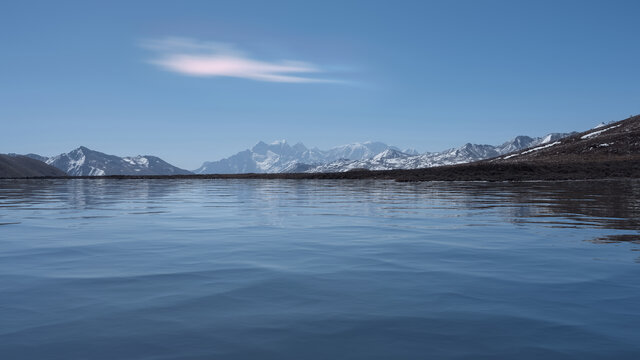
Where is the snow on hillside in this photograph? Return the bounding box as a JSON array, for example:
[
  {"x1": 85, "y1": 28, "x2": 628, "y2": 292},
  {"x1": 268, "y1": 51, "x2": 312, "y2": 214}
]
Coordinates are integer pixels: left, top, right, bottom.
[
  {"x1": 304, "y1": 133, "x2": 573, "y2": 173},
  {"x1": 195, "y1": 132, "x2": 574, "y2": 174},
  {"x1": 32, "y1": 147, "x2": 192, "y2": 176}
]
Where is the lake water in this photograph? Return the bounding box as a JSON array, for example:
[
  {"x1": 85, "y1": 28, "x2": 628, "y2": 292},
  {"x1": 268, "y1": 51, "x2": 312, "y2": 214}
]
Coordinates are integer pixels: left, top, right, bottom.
[{"x1": 1, "y1": 179, "x2": 639, "y2": 359}]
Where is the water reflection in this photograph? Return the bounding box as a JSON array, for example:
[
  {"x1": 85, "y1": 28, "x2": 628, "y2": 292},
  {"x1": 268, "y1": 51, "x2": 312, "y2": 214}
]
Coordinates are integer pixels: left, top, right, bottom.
[
  {"x1": 1, "y1": 178, "x2": 640, "y2": 359},
  {"x1": 0, "y1": 178, "x2": 637, "y2": 220},
  {"x1": 2, "y1": 178, "x2": 638, "y2": 246}
]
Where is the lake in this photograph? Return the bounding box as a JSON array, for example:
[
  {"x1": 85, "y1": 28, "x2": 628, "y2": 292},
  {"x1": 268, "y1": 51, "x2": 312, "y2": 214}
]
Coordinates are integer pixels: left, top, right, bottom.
[{"x1": 1, "y1": 179, "x2": 639, "y2": 359}]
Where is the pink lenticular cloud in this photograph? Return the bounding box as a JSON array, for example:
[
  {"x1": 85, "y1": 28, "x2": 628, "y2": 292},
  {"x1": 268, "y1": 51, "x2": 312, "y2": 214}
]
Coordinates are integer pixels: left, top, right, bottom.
[{"x1": 144, "y1": 37, "x2": 340, "y2": 84}]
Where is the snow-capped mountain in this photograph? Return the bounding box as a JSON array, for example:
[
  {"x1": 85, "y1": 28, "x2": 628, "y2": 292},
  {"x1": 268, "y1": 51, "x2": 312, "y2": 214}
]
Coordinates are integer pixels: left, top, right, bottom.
[
  {"x1": 195, "y1": 133, "x2": 576, "y2": 175},
  {"x1": 402, "y1": 148, "x2": 420, "y2": 156},
  {"x1": 29, "y1": 146, "x2": 192, "y2": 176},
  {"x1": 495, "y1": 133, "x2": 568, "y2": 154},
  {"x1": 194, "y1": 140, "x2": 401, "y2": 174},
  {"x1": 304, "y1": 132, "x2": 575, "y2": 173}
]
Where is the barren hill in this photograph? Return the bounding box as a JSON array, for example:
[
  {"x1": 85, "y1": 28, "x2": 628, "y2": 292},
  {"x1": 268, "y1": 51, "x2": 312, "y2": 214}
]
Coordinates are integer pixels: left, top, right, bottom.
[
  {"x1": 493, "y1": 115, "x2": 640, "y2": 164},
  {"x1": 0, "y1": 155, "x2": 67, "y2": 178}
]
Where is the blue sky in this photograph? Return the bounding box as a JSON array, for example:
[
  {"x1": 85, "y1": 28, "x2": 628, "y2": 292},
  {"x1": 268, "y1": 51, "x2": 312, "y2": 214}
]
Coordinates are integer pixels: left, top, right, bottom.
[{"x1": 1, "y1": 0, "x2": 639, "y2": 169}]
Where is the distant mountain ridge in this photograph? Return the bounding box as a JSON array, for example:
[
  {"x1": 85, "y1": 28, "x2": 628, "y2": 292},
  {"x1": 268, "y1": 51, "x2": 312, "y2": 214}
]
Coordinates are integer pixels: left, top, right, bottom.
[
  {"x1": 195, "y1": 132, "x2": 575, "y2": 174},
  {"x1": 28, "y1": 146, "x2": 192, "y2": 176},
  {"x1": 4, "y1": 116, "x2": 633, "y2": 178},
  {"x1": 305, "y1": 133, "x2": 574, "y2": 173},
  {"x1": 194, "y1": 140, "x2": 406, "y2": 174},
  {"x1": 0, "y1": 154, "x2": 67, "y2": 178}
]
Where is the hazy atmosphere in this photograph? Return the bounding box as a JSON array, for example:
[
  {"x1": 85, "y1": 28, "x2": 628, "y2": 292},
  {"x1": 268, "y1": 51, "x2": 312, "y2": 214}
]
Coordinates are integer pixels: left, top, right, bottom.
[{"x1": 2, "y1": 0, "x2": 639, "y2": 169}]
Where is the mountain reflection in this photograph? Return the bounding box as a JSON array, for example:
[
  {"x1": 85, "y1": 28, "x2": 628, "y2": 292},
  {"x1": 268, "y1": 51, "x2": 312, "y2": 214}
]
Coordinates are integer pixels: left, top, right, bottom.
[{"x1": 1, "y1": 178, "x2": 639, "y2": 245}]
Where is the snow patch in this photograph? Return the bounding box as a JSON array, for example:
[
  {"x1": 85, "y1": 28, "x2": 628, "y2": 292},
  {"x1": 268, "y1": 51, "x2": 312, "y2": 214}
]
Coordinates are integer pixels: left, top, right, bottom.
[
  {"x1": 123, "y1": 156, "x2": 150, "y2": 167},
  {"x1": 581, "y1": 124, "x2": 621, "y2": 139},
  {"x1": 88, "y1": 167, "x2": 105, "y2": 176},
  {"x1": 592, "y1": 142, "x2": 614, "y2": 148},
  {"x1": 540, "y1": 134, "x2": 553, "y2": 144},
  {"x1": 503, "y1": 141, "x2": 561, "y2": 160},
  {"x1": 521, "y1": 141, "x2": 561, "y2": 155}
]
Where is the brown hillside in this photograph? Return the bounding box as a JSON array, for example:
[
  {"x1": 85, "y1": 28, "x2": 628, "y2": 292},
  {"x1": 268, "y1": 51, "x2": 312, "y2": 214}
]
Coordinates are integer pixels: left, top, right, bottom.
[
  {"x1": 0, "y1": 155, "x2": 67, "y2": 178},
  {"x1": 492, "y1": 115, "x2": 640, "y2": 164}
]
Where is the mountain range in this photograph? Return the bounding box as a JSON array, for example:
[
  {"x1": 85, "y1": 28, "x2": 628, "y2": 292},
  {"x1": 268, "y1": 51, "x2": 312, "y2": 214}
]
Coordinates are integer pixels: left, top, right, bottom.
[
  {"x1": 193, "y1": 140, "x2": 417, "y2": 174},
  {"x1": 1, "y1": 128, "x2": 600, "y2": 178},
  {"x1": 26, "y1": 146, "x2": 192, "y2": 176},
  {"x1": 389, "y1": 115, "x2": 640, "y2": 182},
  {"x1": 195, "y1": 133, "x2": 574, "y2": 174}
]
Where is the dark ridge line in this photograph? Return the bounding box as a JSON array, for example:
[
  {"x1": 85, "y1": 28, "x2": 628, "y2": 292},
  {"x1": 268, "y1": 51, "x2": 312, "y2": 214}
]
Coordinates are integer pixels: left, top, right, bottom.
[{"x1": 2, "y1": 158, "x2": 639, "y2": 182}]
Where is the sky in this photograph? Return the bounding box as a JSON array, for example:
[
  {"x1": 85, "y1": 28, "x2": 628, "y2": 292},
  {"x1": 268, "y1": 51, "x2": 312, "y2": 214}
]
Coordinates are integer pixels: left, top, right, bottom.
[{"x1": 1, "y1": 0, "x2": 639, "y2": 169}]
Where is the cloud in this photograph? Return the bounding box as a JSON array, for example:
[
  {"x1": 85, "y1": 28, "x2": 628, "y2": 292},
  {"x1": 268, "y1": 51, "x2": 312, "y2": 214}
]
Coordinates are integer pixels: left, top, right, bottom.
[{"x1": 142, "y1": 37, "x2": 341, "y2": 84}]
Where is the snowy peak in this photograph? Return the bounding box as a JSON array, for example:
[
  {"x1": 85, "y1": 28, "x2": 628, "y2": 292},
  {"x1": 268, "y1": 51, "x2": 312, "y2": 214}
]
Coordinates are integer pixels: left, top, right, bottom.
[
  {"x1": 456, "y1": 143, "x2": 499, "y2": 159},
  {"x1": 496, "y1": 132, "x2": 577, "y2": 155},
  {"x1": 196, "y1": 130, "x2": 577, "y2": 175},
  {"x1": 46, "y1": 146, "x2": 107, "y2": 176},
  {"x1": 496, "y1": 136, "x2": 536, "y2": 154},
  {"x1": 304, "y1": 132, "x2": 574, "y2": 173},
  {"x1": 540, "y1": 133, "x2": 569, "y2": 144},
  {"x1": 196, "y1": 140, "x2": 400, "y2": 174},
  {"x1": 372, "y1": 149, "x2": 409, "y2": 161},
  {"x1": 251, "y1": 140, "x2": 308, "y2": 157},
  {"x1": 292, "y1": 142, "x2": 307, "y2": 153},
  {"x1": 123, "y1": 155, "x2": 150, "y2": 167},
  {"x1": 39, "y1": 147, "x2": 191, "y2": 176},
  {"x1": 323, "y1": 141, "x2": 397, "y2": 162}
]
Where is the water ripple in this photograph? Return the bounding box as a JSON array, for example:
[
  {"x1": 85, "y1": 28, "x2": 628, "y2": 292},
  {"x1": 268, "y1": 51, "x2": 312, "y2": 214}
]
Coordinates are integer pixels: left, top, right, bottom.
[{"x1": 1, "y1": 178, "x2": 640, "y2": 359}]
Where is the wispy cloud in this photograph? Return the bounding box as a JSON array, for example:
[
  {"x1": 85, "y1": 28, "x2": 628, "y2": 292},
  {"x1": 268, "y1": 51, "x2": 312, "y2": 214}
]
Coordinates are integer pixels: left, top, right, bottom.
[{"x1": 142, "y1": 37, "x2": 341, "y2": 84}]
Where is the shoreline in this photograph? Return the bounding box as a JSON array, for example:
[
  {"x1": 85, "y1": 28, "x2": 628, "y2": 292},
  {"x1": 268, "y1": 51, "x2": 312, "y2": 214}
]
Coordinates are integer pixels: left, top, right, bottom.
[{"x1": 2, "y1": 158, "x2": 639, "y2": 182}]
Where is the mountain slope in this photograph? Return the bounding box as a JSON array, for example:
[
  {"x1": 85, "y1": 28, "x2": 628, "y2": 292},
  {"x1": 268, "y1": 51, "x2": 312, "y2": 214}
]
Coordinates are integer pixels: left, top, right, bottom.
[
  {"x1": 0, "y1": 154, "x2": 67, "y2": 178},
  {"x1": 36, "y1": 147, "x2": 192, "y2": 176},
  {"x1": 493, "y1": 115, "x2": 640, "y2": 163}
]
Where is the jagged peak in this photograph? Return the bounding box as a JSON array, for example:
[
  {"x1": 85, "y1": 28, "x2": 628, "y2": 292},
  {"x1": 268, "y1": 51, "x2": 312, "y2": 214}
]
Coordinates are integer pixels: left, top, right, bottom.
[
  {"x1": 292, "y1": 142, "x2": 308, "y2": 152},
  {"x1": 511, "y1": 135, "x2": 534, "y2": 144},
  {"x1": 251, "y1": 141, "x2": 269, "y2": 153},
  {"x1": 251, "y1": 140, "x2": 296, "y2": 155},
  {"x1": 372, "y1": 148, "x2": 407, "y2": 161},
  {"x1": 459, "y1": 143, "x2": 478, "y2": 150}
]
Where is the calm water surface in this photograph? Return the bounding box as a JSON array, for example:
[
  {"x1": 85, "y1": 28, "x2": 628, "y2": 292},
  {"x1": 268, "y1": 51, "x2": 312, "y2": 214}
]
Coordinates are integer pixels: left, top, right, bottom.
[{"x1": 1, "y1": 179, "x2": 639, "y2": 359}]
